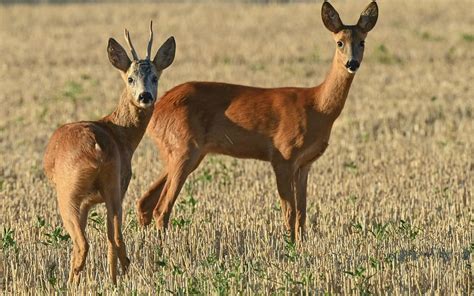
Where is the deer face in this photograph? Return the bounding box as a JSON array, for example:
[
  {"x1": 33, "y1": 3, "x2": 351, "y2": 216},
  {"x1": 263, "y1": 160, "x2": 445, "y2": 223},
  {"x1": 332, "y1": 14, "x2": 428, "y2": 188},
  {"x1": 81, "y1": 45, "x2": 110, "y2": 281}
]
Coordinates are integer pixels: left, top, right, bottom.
[
  {"x1": 321, "y1": 1, "x2": 378, "y2": 74},
  {"x1": 332, "y1": 28, "x2": 367, "y2": 74},
  {"x1": 123, "y1": 60, "x2": 160, "y2": 108},
  {"x1": 107, "y1": 22, "x2": 176, "y2": 109}
]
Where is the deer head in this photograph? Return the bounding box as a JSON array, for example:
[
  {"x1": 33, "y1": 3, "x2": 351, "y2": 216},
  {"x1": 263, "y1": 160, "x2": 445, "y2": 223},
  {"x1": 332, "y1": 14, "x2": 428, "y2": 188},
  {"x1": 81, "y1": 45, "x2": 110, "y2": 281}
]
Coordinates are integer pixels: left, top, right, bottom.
[
  {"x1": 322, "y1": 1, "x2": 378, "y2": 74},
  {"x1": 107, "y1": 21, "x2": 176, "y2": 108}
]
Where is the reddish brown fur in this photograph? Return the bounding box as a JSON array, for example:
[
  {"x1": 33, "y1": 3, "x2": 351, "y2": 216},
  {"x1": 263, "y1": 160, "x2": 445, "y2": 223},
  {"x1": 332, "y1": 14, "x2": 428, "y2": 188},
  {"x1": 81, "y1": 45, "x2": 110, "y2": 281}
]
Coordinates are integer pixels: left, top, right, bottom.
[
  {"x1": 137, "y1": 1, "x2": 378, "y2": 241},
  {"x1": 44, "y1": 92, "x2": 151, "y2": 284},
  {"x1": 43, "y1": 24, "x2": 175, "y2": 284}
]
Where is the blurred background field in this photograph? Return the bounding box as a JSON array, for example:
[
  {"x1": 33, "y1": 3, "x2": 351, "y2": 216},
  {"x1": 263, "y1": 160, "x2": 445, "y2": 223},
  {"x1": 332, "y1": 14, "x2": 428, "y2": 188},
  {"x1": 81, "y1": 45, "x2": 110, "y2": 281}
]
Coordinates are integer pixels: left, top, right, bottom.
[{"x1": 0, "y1": 0, "x2": 473, "y2": 294}]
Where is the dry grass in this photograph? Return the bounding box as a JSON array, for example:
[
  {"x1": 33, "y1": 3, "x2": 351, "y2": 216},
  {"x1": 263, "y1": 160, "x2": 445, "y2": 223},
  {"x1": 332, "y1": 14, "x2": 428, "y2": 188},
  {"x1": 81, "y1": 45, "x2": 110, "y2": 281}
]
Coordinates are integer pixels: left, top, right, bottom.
[{"x1": 0, "y1": 1, "x2": 473, "y2": 294}]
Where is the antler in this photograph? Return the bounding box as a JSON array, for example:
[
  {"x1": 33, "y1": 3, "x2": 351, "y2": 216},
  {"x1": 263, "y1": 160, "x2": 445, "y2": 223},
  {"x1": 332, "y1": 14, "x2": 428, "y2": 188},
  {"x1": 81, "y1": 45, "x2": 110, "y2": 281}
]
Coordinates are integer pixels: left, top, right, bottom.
[
  {"x1": 124, "y1": 28, "x2": 139, "y2": 61},
  {"x1": 146, "y1": 21, "x2": 154, "y2": 60}
]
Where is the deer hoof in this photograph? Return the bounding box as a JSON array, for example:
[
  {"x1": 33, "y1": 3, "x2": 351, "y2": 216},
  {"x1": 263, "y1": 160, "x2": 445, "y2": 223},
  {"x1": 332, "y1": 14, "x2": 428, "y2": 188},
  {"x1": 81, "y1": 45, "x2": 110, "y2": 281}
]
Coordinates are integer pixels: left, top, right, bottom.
[
  {"x1": 121, "y1": 257, "x2": 131, "y2": 274},
  {"x1": 137, "y1": 211, "x2": 152, "y2": 226}
]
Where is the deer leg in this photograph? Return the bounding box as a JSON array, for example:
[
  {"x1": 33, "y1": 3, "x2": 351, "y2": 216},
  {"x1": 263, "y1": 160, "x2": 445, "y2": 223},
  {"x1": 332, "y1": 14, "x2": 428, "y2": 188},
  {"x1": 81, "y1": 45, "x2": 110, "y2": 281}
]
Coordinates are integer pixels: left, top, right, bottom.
[
  {"x1": 136, "y1": 172, "x2": 168, "y2": 226},
  {"x1": 100, "y1": 175, "x2": 129, "y2": 285},
  {"x1": 105, "y1": 227, "x2": 118, "y2": 285},
  {"x1": 72, "y1": 203, "x2": 91, "y2": 278},
  {"x1": 295, "y1": 164, "x2": 311, "y2": 242},
  {"x1": 272, "y1": 161, "x2": 297, "y2": 242},
  {"x1": 153, "y1": 151, "x2": 203, "y2": 230},
  {"x1": 61, "y1": 215, "x2": 77, "y2": 284},
  {"x1": 110, "y1": 202, "x2": 130, "y2": 275},
  {"x1": 104, "y1": 202, "x2": 121, "y2": 285},
  {"x1": 106, "y1": 202, "x2": 130, "y2": 284},
  {"x1": 58, "y1": 198, "x2": 89, "y2": 284}
]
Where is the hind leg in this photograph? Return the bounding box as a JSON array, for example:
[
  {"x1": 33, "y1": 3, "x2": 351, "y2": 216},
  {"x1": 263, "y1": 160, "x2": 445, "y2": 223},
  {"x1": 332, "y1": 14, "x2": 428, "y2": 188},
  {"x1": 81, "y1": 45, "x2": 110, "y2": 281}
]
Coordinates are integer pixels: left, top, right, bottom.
[
  {"x1": 71, "y1": 204, "x2": 91, "y2": 283},
  {"x1": 100, "y1": 172, "x2": 130, "y2": 284},
  {"x1": 105, "y1": 201, "x2": 129, "y2": 285},
  {"x1": 153, "y1": 149, "x2": 203, "y2": 230},
  {"x1": 62, "y1": 215, "x2": 86, "y2": 284},
  {"x1": 136, "y1": 172, "x2": 168, "y2": 226},
  {"x1": 57, "y1": 194, "x2": 89, "y2": 284}
]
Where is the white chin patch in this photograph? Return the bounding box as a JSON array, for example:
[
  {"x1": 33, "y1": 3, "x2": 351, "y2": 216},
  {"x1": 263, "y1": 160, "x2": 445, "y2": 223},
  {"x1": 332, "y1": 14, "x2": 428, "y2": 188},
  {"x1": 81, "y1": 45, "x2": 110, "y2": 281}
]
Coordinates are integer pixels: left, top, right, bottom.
[
  {"x1": 138, "y1": 101, "x2": 154, "y2": 108},
  {"x1": 347, "y1": 69, "x2": 357, "y2": 74}
]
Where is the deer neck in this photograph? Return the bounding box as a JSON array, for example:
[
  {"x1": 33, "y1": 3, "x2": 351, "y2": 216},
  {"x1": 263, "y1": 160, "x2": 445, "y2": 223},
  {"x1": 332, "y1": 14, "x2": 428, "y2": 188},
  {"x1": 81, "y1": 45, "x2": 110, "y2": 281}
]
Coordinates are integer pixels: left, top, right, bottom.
[
  {"x1": 314, "y1": 53, "x2": 355, "y2": 118},
  {"x1": 101, "y1": 90, "x2": 153, "y2": 154}
]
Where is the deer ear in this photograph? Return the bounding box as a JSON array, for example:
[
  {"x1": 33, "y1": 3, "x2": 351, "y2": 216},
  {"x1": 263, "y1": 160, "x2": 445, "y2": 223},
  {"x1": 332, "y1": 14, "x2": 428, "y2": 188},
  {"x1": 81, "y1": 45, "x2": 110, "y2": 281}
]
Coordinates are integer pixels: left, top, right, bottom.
[
  {"x1": 321, "y1": 1, "x2": 344, "y2": 33},
  {"x1": 357, "y1": 1, "x2": 378, "y2": 33},
  {"x1": 107, "y1": 38, "x2": 131, "y2": 72},
  {"x1": 153, "y1": 36, "x2": 176, "y2": 71}
]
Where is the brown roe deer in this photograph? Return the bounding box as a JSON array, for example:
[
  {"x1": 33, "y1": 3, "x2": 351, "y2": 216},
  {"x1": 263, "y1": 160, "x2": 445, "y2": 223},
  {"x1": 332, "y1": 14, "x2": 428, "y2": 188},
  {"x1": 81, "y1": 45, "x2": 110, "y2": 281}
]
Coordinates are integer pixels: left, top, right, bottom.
[
  {"x1": 137, "y1": 1, "x2": 378, "y2": 242},
  {"x1": 43, "y1": 23, "x2": 175, "y2": 284}
]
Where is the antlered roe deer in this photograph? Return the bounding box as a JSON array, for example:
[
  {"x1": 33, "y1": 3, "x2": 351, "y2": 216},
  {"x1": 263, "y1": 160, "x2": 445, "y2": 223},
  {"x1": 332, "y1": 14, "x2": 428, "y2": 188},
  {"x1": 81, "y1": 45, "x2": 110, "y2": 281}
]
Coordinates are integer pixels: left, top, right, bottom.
[
  {"x1": 43, "y1": 22, "x2": 175, "y2": 284},
  {"x1": 137, "y1": 1, "x2": 378, "y2": 241}
]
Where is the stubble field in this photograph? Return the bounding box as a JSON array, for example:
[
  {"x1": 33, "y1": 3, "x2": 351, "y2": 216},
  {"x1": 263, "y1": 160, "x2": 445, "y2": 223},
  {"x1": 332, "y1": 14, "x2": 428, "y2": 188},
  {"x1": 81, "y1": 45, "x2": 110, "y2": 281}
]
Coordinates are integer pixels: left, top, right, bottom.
[{"x1": 0, "y1": 1, "x2": 473, "y2": 294}]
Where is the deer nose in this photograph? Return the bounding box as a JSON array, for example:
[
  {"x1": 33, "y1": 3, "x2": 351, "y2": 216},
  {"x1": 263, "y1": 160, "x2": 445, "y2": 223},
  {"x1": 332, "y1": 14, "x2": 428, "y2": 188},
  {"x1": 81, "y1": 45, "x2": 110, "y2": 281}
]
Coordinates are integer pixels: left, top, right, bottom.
[
  {"x1": 346, "y1": 60, "x2": 360, "y2": 72},
  {"x1": 138, "y1": 92, "x2": 153, "y2": 104}
]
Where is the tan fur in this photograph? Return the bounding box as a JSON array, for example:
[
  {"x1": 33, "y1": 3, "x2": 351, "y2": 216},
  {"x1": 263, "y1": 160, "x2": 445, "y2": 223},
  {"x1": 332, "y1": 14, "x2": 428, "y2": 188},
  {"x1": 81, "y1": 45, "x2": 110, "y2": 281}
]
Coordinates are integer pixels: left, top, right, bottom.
[
  {"x1": 137, "y1": 1, "x2": 378, "y2": 242},
  {"x1": 43, "y1": 24, "x2": 175, "y2": 284}
]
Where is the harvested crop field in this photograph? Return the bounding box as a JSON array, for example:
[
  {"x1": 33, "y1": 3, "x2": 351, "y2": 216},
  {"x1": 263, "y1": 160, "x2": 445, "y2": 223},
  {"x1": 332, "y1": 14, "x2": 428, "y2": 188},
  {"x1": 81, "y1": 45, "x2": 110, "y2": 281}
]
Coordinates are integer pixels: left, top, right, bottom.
[{"x1": 0, "y1": 0, "x2": 472, "y2": 294}]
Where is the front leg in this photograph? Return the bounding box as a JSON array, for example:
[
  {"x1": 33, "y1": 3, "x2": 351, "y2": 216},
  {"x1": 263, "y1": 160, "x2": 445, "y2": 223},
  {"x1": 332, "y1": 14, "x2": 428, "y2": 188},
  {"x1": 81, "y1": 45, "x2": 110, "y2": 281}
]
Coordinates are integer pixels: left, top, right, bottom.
[
  {"x1": 295, "y1": 164, "x2": 311, "y2": 242},
  {"x1": 272, "y1": 161, "x2": 297, "y2": 242}
]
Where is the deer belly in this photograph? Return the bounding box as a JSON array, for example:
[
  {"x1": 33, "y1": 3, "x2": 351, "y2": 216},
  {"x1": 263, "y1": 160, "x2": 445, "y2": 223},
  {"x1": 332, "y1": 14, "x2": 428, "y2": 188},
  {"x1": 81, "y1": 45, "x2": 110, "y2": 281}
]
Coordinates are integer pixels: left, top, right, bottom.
[{"x1": 206, "y1": 131, "x2": 272, "y2": 161}]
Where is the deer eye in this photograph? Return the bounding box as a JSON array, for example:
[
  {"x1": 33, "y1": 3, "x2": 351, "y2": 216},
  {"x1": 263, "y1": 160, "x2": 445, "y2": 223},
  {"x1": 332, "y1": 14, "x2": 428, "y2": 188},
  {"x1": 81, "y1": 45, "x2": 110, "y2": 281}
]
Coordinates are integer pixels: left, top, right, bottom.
[
  {"x1": 127, "y1": 77, "x2": 134, "y2": 84},
  {"x1": 360, "y1": 40, "x2": 365, "y2": 47},
  {"x1": 337, "y1": 41, "x2": 344, "y2": 48},
  {"x1": 152, "y1": 76, "x2": 158, "y2": 83}
]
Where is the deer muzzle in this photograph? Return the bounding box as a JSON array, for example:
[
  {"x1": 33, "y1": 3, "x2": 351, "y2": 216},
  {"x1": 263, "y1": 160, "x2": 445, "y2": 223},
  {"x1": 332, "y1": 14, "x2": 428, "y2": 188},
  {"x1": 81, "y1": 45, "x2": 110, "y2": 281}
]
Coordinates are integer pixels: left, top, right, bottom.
[
  {"x1": 138, "y1": 92, "x2": 154, "y2": 107},
  {"x1": 345, "y1": 59, "x2": 360, "y2": 73}
]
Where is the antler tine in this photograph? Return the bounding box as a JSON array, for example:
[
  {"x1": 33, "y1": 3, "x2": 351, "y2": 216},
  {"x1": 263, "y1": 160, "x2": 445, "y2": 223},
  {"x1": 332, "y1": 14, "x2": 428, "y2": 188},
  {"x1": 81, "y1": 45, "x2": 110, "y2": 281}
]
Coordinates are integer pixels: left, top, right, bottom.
[
  {"x1": 146, "y1": 21, "x2": 154, "y2": 60},
  {"x1": 124, "y1": 28, "x2": 139, "y2": 61}
]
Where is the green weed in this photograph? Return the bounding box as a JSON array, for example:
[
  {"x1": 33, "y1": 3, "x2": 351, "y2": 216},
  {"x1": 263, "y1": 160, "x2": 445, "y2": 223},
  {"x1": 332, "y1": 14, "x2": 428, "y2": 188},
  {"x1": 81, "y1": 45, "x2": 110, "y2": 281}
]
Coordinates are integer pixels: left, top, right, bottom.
[
  {"x1": 171, "y1": 217, "x2": 192, "y2": 228},
  {"x1": 283, "y1": 235, "x2": 298, "y2": 262},
  {"x1": 41, "y1": 226, "x2": 70, "y2": 246},
  {"x1": 89, "y1": 211, "x2": 105, "y2": 232},
  {"x1": 461, "y1": 33, "x2": 474, "y2": 42},
  {"x1": 373, "y1": 44, "x2": 402, "y2": 65},
  {"x1": 344, "y1": 266, "x2": 374, "y2": 295},
  {"x1": 63, "y1": 81, "x2": 83, "y2": 100},
  {"x1": 369, "y1": 222, "x2": 390, "y2": 243},
  {"x1": 416, "y1": 31, "x2": 443, "y2": 41},
  {"x1": 343, "y1": 161, "x2": 358, "y2": 173},
  {"x1": 1, "y1": 227, "x2": 17, "y2": 252},
  {"x1": 398, "y1": 220, "x2": 421, "y2": 240}
]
